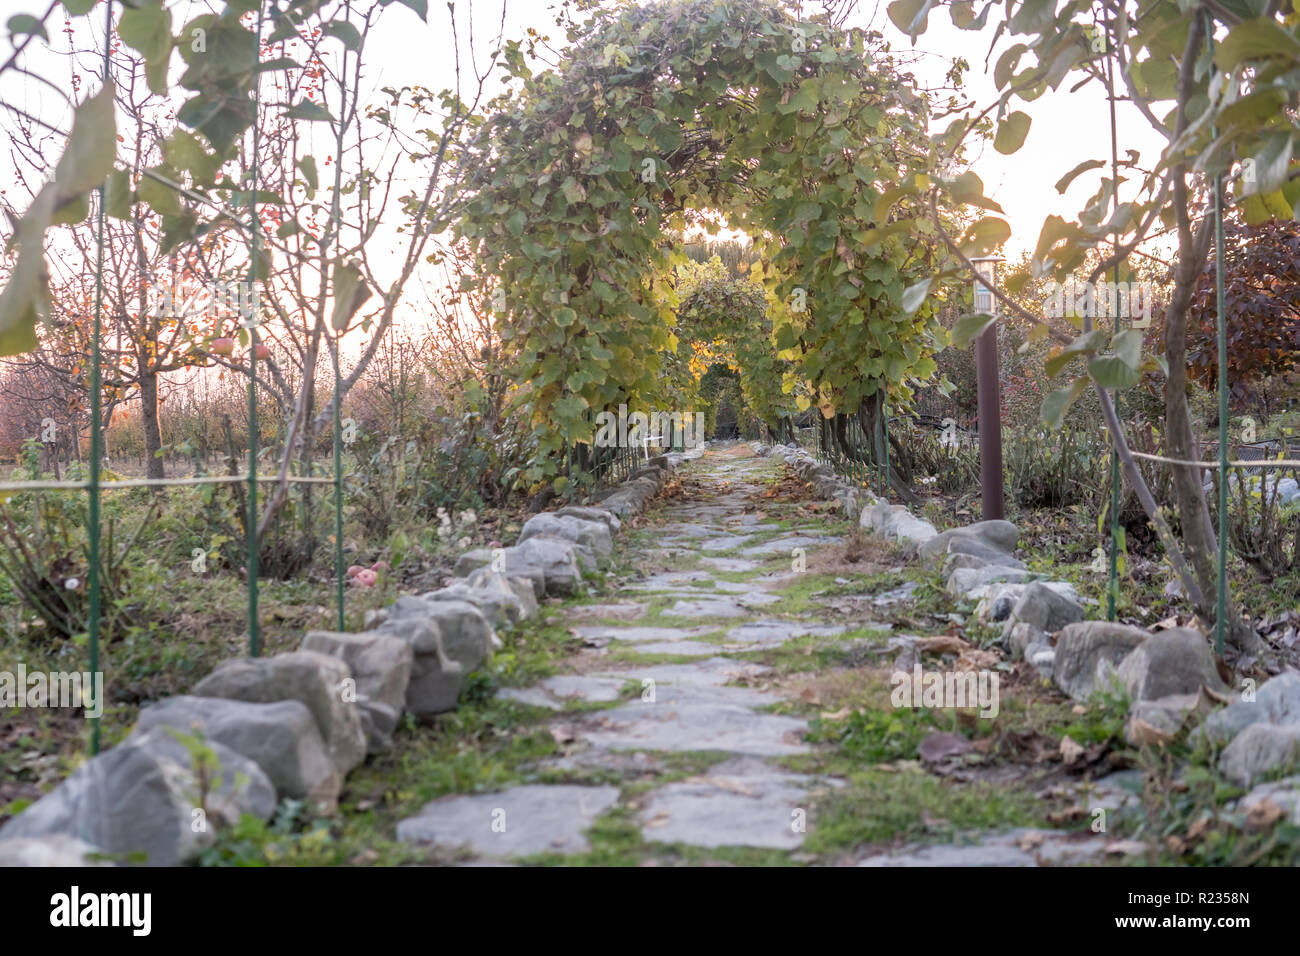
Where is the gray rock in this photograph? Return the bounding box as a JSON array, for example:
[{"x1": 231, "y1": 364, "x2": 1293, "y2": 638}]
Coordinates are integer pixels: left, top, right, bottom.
[
  {"x1": 857, "y1": 827, "x2": 1105, "y2": 867},
  {"x1": 396, "y1": 784, "x2": 620, "y2": 857},
  {"x1": 861, "y1": 503, "x2": 938, "y2": 551},
  {"x1": 519, "y1": 512, "x2": 613, "y2": 563},
  {"x1": 1002, "y1": 582, "x2": 1085, "y2": 654},
  {"x1": 0, "y1": 835, "x2": 113, "y2": 867},
  {"x1": 919, "y1": 520, "x2": 1019, "y2": 567},
  {"x1": 496, "y1": 675, "x2": 628, "y2": 710},
  {"x1": 354, "y1": 697, "x2": 401, "y2": 754},
  {"x1": 193, "y1": 651, "x2": 366, "y2": 778},
  {"x1": 573, "y1": 683, "x2": 808, "y2": 756},
  {"x1": 1117, "y1": 629, "x2": 1228, "y2": 701},
  {"x1": 665, "y1": 597, "x2": 751, "y2": 619},
  {"x1": 381, "y1": 597, "x2": 497, "y2": 670},
  {"x1": 1006, "y1": 620, "x2": 1049, "y2": 658},
  {"x1": 423, "y1": 573, "x2": 531, "y2": 630},
  {"x1": 301, "y1": 630, "x2": 412, "y2": 717},
  {"x1": 479, "y1": 569, "x2": 543, "y2": 615},
  {"x1": 1219, "y1": 723, "x2": 1300, "y2": 786},
  {"x1": 467, "y1": 567, "x2": 540, "y2": 621},
  {"x1": 977, "y1": 581, "x2": 1079, "y2": 623},
  {"x1": 377, "y1": 617, "x2": 464, "y2": 716},
  {"x1": 419, "y1": 600, "x2": 496, "y2": 673},
  {"x1": 301, "y1": 630, "x2": 413, "y2": 754},
  {"x1": 0, "y1": 727, "x2": 275, "y2": 865},
  {"x1": 637, "y1": 769, "x2": 812, "y2": 849},
  {"x1": 1052, "y1": 621, "x2": 1150, "y2": 701},
  {"x1": 1193, "y1": 672, "x2": 1300, "y2": 746},
  {"x1": 514, "y1": 535, "x2": 587, "y2": 594},
  {"x1": 555, "y1": 505, "x2": 621, "y2": 535},
  {"x1": 946, "y1": 565, "x2": 1034, "y2": 599},
  {"x1": 596, "y1": 489, "x2": 646, "y2": 520},
  {"x1": 1024, "y1": 641, "x2": 1056, "y2": 680},
  {"x1": 134, "y1": 695, "x2": 340, "y2": 811},
  {"x1": 461, "y1": 550, "x2": 545, "y2": 600}
]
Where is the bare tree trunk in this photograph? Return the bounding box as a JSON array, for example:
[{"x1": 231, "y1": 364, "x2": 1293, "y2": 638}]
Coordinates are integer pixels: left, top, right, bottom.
[{"x1": 140, "y1": 368, "x2": 164, "y2": 482}]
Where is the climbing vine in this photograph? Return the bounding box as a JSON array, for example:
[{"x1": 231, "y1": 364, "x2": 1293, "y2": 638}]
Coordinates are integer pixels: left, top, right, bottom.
[{"x1": 457, "y1": 0, "x2": 951, "y2": 490}]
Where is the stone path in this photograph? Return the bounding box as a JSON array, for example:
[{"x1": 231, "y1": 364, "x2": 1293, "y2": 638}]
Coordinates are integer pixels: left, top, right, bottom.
[{"x1": 394, "y1": 445, "x2": 1114, "y2": 865}]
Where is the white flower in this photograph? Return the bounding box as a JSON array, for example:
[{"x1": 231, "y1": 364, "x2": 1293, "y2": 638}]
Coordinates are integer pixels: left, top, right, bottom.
[
  {"x1": 64, "y1": 577, "x2": 80, "y2": 590},
  {"x1": 458, "y1": 536, "x2": 471, "y2": 549}
]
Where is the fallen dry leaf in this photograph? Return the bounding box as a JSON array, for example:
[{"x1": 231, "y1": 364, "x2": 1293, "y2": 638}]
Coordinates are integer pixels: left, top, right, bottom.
[
  {"x1": 916, "y1": 635, "x2": 971, "y2": 656},
  {"x1": 1127, "y1": 716, "x2": 1174, "y2": 748},
  {"x1": 1017, "y1": 831, "x2": 1045, "y2": 851},
  {"x1": 819, "y1": 705, "x2": 852, "y2": 721},
  {"x1": 697, "y1": 776, "x2": 755, "y2": 797},
  {"x1": 1046, "y1": 807, "x2": 1087, "y2": 825},
  {"x1": 919, "y1": 731, "x2": 973, "y2": 764},
  {"x1": 1104, "y1": 840, "x2": 1146, "y2": 856},
  {"x1": 1059, "y1": 735, "x2": 1085, "y2": 764},
  {"x1": 549, "y1": 723, "x2": 579, "y2": 745},
  {"x1": 1244, "y1": 798, "x2": 1287, "y2": 831}
]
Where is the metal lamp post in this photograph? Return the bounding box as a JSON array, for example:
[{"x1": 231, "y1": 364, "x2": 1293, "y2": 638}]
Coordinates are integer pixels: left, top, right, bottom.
[{"x1": 971, "y1": 256, "x2": 1005, "y2": 521}]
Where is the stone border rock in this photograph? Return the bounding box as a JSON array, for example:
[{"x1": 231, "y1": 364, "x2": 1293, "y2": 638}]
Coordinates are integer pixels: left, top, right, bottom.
[
  {"x1": 755, "y1": 440, "x2": 1300, "y2": 792},
  {"x1": 0, "y1": 448, "x2": 694, "y2": 866}
]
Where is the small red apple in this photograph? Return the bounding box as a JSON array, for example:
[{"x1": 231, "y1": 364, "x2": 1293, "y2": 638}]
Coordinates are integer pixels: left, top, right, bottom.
[
  {"x1": 346, "y1": 564, "x2": 365, "y2": 579},
  {"x1": 371, "y1": 560, "x2": 390, "y2": 573},
  {"x1": 356, "y1": 568, "x2": 377, "y2": 587},
  {"x1": 252, "y1": 343, "x2": 272, "y2": 361},
  {"x1": 210, "y1": 337, "x2": 235, "y2": 356}
]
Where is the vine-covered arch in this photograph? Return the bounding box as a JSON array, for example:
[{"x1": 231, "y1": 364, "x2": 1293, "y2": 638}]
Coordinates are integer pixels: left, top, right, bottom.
[{"x1": 458, "y1": 0, "x2": 946, "y2": 493}]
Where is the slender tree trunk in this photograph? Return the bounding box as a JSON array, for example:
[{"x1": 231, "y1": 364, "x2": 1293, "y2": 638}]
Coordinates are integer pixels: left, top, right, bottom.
[{"x1": 140, "y1": 368, "x2": 164, "y2": 481}]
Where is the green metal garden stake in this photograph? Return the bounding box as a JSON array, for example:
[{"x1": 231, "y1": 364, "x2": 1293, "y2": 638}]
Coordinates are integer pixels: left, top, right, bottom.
[
  {"x1": 86, "y1": 1, "x2": 113, "y2": 755},
  {"x1": 246, "y1": 7, "x2": 264, "y2": 657}
]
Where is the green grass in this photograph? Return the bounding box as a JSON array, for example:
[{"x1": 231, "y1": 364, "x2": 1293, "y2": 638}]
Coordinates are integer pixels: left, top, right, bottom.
[{"x1": 803, "y1": 768, "x2": 1048, "y2": 854}]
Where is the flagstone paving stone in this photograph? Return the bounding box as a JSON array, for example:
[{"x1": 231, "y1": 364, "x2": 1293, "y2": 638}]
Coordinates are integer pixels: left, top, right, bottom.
[{"x1": 393, "y1": 443, "x2": 1115, "y2": 865}]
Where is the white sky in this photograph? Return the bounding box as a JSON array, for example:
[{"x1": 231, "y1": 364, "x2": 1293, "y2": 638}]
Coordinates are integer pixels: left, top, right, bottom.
[{"x1": 1, "y1": 0, "x2": 1172, "y2": 339}]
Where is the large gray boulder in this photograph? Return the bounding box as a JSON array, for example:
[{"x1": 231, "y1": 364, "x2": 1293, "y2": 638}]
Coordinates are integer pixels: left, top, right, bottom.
[
  {"x1": 135, "y1": 695, "x2": 340, "y2": 811},
  {"x1": 0, "y1": 834, "x2": 112, "y2": 867},
  {"x1": 301, "y1": 630, "x2": 413, "y2": 755},
  {"x1": 193, "y1": 651, "x2": 366, "y2": 778},
  {"x1": 519, "y1": 512, "x2": 613, "y2": 563},
  {"x1": 1116, "y1": 629, "x2": 1228, "y2": 701},
  {"x1": 1219, "y1": 723, "x2": 1300, "y2": 786},
  {"x1": 0, "y1": 726, "x2": 275, "y2": 865},
  {"x1": 1052, "y1": 621, "x2": 1151, "y2": 701},
  {"x1": 1192, "y1": 671, "x2": 1300, "y2": 747},
  {"x1": 376, "y1": 616, "x2": 463, "y2": 716}
]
